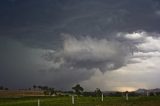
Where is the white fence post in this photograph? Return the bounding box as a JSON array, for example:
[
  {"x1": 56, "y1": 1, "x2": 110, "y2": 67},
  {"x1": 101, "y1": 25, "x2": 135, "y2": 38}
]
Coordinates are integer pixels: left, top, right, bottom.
[
  {"x1": 72, "y1": 95, "x2": 74, "y2": 104},
  {"x1": 101, "y1": 93, "x2": 103, "y2": 102},
  {"x1": 38, "y1": 99, "x2": 40, "y2": 106},
  {"x1": 126, "y1": 93, "x2": 128, "y2": 101}
]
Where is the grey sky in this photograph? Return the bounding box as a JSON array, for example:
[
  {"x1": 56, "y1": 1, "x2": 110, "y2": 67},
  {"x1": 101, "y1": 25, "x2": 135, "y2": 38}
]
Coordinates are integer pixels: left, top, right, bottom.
[{"x1": 0, "y1": 0, "x2": 160, "y2": 91}]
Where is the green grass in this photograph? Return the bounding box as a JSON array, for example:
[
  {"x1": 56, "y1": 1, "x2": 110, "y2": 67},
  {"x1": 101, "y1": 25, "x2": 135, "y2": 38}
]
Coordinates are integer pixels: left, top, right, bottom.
[{"x1": 0, "y1": 96, "x2": 160, "y2": 106}]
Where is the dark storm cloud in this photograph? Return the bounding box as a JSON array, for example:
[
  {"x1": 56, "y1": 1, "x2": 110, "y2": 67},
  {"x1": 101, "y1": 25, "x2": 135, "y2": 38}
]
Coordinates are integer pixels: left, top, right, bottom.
[
  {"x1": 43, "y1": 67, "x2": 94, "y2": 89},
  {"x1": 0, "y1": 37, "x2": 38, "y2": 88},
  {"x1": 0, "y1": 36, "x2": 95, "y2": 89},
  {"x1": 1, "y1": 0, "x2": 160, "y2": 89},
  {"x1": 44, "y1": 35, "x2": 131, "y2": 72},
  {"x1": 0, "y1": 0, "x2": 160, "y2": 49}
]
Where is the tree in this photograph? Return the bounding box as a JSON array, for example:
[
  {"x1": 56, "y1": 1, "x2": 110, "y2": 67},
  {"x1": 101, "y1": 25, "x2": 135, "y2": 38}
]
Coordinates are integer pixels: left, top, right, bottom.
[
  {"x1": 41, "y1": 86, "x2": 49, "y2": 90},
  {"x1": 0, "y1": 86, "x2": 3, "y2": 90},
  {"x1": 72, "y1": 84, "x2": 84, "y2": 95},
  {"x1": 49, "y1": 88, "x2": 55, "y2": 95},
  {"x1": 42, "y1": 86, "x2": 55, "y2": 96},
  {"x1": 33, "y1": 85, "x2": 37, "y2": 90},
  {"x1": 95, "y1": 88, "x2": 102, "y2": 96},
  {"x1": 43, "y1": 90, "x2": 50, "y2": 95},
  {"x1": 4, "y1": 88, "x2": 8, "y2": 90},
  {"x1": 38, "y1": 85, "x2": 42, "y2": 90}
]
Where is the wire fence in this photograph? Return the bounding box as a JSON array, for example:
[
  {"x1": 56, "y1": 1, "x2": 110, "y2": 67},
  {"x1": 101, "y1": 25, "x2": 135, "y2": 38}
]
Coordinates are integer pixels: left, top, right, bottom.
[{"x1": 0, "y1": 96, "x2": 160, "y2": 106}]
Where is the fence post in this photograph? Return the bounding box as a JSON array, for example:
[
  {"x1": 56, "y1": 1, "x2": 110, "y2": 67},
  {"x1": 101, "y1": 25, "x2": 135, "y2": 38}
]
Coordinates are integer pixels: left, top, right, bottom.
[
  {"x1": 101, "y1": 93, "x2": 103, "y2": 102},
  {"x1": 72, "y1": 95, "x2": 74, "y2": 104},
  {"x1": 38, "y1": 99, "x2": 40, "y2": 106},
  {"x1": 126, "y1": 93, "x2": 128, "y2": 101}
]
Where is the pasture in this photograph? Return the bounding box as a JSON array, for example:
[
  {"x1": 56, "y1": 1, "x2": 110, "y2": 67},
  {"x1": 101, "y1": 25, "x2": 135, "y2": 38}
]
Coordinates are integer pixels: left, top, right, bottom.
[{"x1": 0, "y1": 96, "x2": 160, "y2": 106}]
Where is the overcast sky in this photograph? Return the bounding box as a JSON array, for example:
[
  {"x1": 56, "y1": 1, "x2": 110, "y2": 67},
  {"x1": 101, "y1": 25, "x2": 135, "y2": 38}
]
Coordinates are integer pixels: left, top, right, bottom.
[{"x1": 0, "y1": 0, "x2": 160, "y2": 91}]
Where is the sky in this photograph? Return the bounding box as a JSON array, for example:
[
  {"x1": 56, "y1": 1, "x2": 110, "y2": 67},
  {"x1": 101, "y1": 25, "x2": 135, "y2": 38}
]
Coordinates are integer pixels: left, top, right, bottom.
[{"x1": 0, "y1": 0, "x2": 160, "y2": 91}]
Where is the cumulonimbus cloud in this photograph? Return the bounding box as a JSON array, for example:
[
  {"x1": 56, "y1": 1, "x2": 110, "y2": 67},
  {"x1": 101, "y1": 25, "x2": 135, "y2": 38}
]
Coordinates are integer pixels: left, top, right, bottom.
[{"x1": 44, "y1": 35, "x2": 132, "y2": 72}]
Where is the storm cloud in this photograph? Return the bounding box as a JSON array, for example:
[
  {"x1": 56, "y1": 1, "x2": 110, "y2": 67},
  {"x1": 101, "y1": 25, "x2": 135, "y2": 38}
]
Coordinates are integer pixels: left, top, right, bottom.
[
  {"x1": 1, "y1": 0, "x2": 160, "y2": 49},
  {"x1": 0, "y1": 0, "x2": 160, "y2": 90},
  {"x1": 81, "y1": 31, "x2": 160, "y2": 91},
  {"x1": 44, "y1": 35, "x2": 131, "y2": 72}
]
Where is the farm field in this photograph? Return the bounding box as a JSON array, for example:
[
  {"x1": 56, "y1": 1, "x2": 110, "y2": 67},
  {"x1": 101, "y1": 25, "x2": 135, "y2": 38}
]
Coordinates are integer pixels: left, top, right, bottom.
[{"x1": 0, "y1": 96, "x2": 160, "y2": 106}]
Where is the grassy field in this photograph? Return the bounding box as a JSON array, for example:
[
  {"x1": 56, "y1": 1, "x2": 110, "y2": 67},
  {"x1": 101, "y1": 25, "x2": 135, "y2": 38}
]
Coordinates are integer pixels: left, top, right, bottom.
[{"x1": 0, "y1": 96, "x2": 160, "y2": 106}]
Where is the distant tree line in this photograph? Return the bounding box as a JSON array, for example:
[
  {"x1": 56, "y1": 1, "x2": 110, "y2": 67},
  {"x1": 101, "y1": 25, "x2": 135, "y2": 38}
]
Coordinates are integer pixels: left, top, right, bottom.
[
  {"x1": 72, "y1": 84, "x2": 103, "y2": 97},
  {"x1": 4, "y1": 83, "x2": 159, "y2": 97},
  {"x1": 31, "y1": 84, "x2": 104, "y2": 97},
  {"x1": 0, "y1": 86, "x2": 8, "y2": 90},
  {"x1": 71, "y1": 84, "x2": 160, "y2": 97},
  {"x1": 32, "y1": 85, "x2": 55, "y2": 96}
]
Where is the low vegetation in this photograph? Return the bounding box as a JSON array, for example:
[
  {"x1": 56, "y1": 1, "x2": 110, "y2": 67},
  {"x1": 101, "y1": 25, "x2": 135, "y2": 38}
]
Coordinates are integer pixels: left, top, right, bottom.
[
  {"x1": 0, "y1": 96, "x2": 160, "y2": 106},
  {"x1": 0, "y1": 84, "x2": 160, "y2": 106}
]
